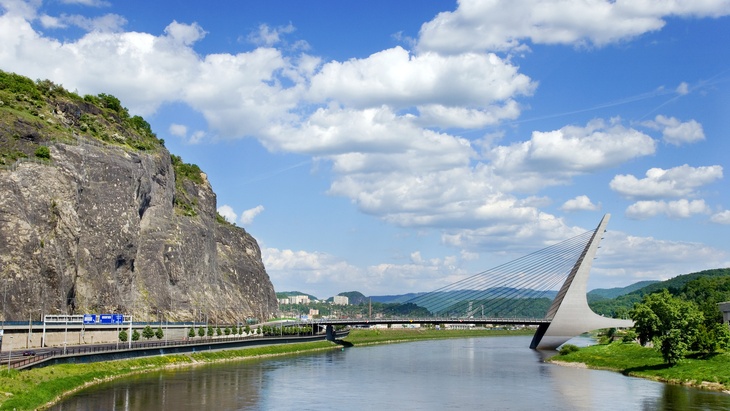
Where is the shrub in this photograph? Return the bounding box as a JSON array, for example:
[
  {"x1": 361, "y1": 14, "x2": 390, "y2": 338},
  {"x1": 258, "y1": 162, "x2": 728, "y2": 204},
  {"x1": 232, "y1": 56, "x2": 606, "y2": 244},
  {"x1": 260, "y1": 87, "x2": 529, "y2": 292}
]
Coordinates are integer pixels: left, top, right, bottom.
[
  {"x1": 188, "y1": 328, "x2": 196, "y2": 338},
  {"x1": 118, "y1": 330, "x2": 128, "y2": 342},
  {"x1": 34, "y1": 146, "x2": 50, "y2": 159},
  {"x1": 558, "y1": 344, "x2": 580, "y2": 356}
]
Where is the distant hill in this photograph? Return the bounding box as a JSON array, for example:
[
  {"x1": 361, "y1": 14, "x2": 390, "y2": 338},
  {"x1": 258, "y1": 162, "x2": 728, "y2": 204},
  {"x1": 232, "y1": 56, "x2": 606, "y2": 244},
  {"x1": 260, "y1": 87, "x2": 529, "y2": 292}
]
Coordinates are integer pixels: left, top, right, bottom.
[
  {"x1": 589, "y1": 268, "x2": 730, "y2": 317},
  {"x1": 587, "y1": 280, "x2": 658, "y2": 301},
  {"x1": 276, "y1": 291, "x2": 319, "y2": 301},
  {"x1": 335, "y1": 291, "x2": 369, "y2": 305}
]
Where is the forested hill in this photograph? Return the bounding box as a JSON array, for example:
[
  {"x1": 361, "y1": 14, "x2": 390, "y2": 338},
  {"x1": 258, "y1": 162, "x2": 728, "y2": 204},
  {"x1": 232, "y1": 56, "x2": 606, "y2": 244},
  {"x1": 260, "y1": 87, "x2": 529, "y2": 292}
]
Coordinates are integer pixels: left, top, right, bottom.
[
  {"x1": 587, "y1": 280, "x2": 658, "y2": 301},
  {"x1": 589, "y1": 268, "x2": 730, "y2": 317}
]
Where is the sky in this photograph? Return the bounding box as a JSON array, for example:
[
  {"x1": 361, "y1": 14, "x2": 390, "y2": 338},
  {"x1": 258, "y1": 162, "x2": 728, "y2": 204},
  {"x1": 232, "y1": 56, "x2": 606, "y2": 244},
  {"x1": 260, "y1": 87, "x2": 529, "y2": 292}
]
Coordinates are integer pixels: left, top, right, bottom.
[{"x1": 1, "y1": 0, "x2": 729, "y2": 299}]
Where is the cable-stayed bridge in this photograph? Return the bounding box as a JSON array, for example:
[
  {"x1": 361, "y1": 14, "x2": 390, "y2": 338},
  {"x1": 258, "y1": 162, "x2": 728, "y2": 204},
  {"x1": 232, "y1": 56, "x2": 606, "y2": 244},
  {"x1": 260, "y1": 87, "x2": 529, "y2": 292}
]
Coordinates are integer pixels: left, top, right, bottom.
[{"x1": 314, "y1": 214, "x2": 633, "y2": 349}]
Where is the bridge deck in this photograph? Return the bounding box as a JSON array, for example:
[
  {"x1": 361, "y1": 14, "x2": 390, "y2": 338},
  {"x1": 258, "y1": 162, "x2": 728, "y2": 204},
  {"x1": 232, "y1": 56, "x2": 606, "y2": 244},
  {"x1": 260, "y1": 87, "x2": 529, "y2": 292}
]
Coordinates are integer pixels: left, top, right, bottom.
[{"x1": 298, "y1": 317, "x2": 550, "y2": 327}]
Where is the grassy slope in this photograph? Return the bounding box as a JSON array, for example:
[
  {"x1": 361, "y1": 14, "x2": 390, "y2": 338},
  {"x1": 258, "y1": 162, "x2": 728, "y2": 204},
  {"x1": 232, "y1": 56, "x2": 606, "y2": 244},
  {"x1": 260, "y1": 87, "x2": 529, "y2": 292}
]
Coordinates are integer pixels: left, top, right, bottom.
[{"x1": 550, "y1": 342, "x2": 730, "y2": 391}]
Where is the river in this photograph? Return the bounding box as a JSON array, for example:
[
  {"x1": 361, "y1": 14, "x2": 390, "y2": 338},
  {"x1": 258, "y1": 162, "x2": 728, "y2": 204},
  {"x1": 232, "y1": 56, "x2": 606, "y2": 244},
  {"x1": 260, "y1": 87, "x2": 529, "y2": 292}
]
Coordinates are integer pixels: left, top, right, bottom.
[{"x1": 50, "y1": 336, "x2": 730, "y2": 410}]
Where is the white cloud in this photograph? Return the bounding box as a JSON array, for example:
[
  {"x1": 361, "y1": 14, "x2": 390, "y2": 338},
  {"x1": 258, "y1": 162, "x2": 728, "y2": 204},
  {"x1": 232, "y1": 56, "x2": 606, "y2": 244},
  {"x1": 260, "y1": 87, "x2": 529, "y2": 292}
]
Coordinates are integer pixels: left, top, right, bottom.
[
  {"x1": 676, "y1": 82, "x2": 689, "y2": 95},
  {"x1": 610, "y1": 164, "x2": 723, "y2": 200},
  {"x1": 240, "y1": 205, "x2": 265, "y2": 225},
  {"x1": 263, "y1": 246, "x2": 469, "y2": 297},
  {"x1": 642, "y1": 115, "x2": 705, "y2": 146},
  {"x1": 60, "y1": 0, "x2": 110, "y2": 6},
  {"x1": 590, "y1": 230, "x2": 728, "y2": 288},
  {"x1": 417, "y1": 0, "x2": 730, "y2": 54},
  {"x1": 711, "y1": 210, "x2": 730, "y2": 224},
  {"x1": 487, "y1": 118, "x2": 656, "y2": 192},
  {"x1": 625, "y1": 199, "x2": 710, "y2": 220},
  {"x1": 561, "y1": 195, "x2": 600, "y2": 212},
  {"x1": 247, "y1": 23, "x2": 296, "y2": 47},
  {"x1": 169, "y1": 123, "x2": 187, "y2": 137},
  {"x1": 308, "y1": 47, "x2": 535, "y2": 125},
  {"x1": 217, "y1": 205, "x2": 237, "y2": 224}
]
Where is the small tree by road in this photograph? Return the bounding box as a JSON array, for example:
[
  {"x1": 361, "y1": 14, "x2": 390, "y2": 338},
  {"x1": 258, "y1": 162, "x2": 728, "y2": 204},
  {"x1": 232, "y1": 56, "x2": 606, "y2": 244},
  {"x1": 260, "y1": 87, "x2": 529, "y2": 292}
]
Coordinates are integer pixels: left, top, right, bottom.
[{"x1": 142, "y1": 325, "x2": 155, "y2": 340}]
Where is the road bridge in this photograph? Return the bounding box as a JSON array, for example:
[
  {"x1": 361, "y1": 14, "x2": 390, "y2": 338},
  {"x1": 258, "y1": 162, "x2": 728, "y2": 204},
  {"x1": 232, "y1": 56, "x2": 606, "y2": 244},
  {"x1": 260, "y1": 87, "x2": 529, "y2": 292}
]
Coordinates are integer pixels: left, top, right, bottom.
[{"x1": 306, "y1": 214, "x2": 633, "y2": 349}]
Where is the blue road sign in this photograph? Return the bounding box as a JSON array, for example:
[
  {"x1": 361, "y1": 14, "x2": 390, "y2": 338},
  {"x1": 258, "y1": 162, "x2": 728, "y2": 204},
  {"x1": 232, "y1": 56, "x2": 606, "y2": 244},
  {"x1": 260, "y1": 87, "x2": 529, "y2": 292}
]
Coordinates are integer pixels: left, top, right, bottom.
[
  {"x1": 99, "y1": 314, "x2": 113, "y2": 324},
  {"x1": 83, "y1": 314, "x2": 97, "y2": 324},
  {"x1": 112, "y1": 314, "x2": 124, "y2": 324}
]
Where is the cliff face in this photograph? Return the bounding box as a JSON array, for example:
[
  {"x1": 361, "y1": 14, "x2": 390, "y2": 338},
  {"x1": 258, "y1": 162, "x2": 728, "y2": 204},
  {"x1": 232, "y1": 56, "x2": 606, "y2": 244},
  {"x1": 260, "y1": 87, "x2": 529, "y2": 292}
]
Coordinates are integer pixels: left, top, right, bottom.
[{"x1": 0, "y1": 72, "x2": 278, "y2": 323}]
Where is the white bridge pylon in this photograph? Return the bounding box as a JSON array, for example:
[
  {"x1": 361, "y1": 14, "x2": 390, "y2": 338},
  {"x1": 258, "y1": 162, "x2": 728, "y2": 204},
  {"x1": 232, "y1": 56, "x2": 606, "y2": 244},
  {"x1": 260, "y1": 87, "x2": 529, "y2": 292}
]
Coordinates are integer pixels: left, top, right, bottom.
[{"x1": 530, "y1": 213, "x2": 634, "y2": 350}]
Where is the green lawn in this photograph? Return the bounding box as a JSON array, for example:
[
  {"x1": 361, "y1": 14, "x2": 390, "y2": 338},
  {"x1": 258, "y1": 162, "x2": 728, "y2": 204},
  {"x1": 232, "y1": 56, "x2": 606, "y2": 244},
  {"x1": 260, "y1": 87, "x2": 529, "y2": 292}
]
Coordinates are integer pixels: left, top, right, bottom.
[{"x1": 550, "y1": 342, "x2": 730, "y2": 391}]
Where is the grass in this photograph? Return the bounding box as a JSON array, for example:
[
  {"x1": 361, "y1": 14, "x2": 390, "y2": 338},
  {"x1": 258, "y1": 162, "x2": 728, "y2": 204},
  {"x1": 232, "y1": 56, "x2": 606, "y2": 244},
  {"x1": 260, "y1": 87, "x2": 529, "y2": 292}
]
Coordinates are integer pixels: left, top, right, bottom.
[
  {"x1": 343, "y1": 327, "x2": 533, "y2": 345},
  {"x1": 0, "y1": 328, "x2": 530, "y2": 410},
  {"x1": 550, "y1": 341, "x2": 730, "y2": 391}
]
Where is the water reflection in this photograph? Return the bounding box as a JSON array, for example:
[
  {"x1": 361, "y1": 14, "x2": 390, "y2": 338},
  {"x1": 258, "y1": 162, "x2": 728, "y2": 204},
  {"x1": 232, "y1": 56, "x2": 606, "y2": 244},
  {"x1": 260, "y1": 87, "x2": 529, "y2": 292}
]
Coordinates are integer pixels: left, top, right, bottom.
[{"x1": 52, "y1": 336, "x2": 730, "y2": 411}]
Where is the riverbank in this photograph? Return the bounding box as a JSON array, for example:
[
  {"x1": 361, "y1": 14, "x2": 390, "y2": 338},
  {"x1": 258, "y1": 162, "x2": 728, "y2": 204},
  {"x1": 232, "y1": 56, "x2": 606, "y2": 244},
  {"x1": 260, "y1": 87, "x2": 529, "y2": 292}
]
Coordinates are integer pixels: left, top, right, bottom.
[
  {"x1": 0, "y1": 328, "x2": 528, "y2": 410},
  {"x1": 548, "y1": 341, "x2": 730, "y2": 393}
]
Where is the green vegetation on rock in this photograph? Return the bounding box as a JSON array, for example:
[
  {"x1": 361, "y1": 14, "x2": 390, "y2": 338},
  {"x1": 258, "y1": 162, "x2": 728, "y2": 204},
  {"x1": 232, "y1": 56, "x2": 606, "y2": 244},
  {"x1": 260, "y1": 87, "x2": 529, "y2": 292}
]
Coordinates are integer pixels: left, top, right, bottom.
[{"x1": 0, "y1": 70, "x2": 164, "y2": 168}]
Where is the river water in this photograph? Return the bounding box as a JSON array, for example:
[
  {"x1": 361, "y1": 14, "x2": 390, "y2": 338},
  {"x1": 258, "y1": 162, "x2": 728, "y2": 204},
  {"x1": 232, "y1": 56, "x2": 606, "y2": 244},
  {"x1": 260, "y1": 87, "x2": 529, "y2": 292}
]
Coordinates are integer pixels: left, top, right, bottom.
[{"x1": 51, "y1": 336, "x2": 730, "y2": 410}]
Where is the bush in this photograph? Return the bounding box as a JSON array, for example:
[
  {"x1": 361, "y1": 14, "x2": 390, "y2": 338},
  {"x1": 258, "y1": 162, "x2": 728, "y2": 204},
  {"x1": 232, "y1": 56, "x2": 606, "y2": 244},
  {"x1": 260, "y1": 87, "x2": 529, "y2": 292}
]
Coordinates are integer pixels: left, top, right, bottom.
[
  {"x1": 34, "y1": 146, "x2": 50, "y2": 159},
  {"x1": 118, "y1": 330, "x2": 128, "y2": 342},
  {"x1": 132, "y1": 330, "x2": 140, "y2": 341},
  {"x1": 188, "y1": 328, "x2": 196, "y2": 338},
  {"x1": 155, "y1": 327, "x2": 164, "y2": 339},
  {"x1": 198, "y1": 327, "x2": 205, "y2": 337},
  {"x1": 622, "y1": 330, "x2": 637, "y2": 343},
  {"x1": 558, "y1": 344, "x2": 580, "y2": 356}
]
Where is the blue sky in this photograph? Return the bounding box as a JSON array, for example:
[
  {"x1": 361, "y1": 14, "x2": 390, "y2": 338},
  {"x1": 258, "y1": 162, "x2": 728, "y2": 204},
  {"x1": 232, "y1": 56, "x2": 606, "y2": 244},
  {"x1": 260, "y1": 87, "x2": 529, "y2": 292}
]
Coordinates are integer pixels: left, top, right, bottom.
[{"x1": 1, "y1": 0, "x2": 729, "y2": 299}]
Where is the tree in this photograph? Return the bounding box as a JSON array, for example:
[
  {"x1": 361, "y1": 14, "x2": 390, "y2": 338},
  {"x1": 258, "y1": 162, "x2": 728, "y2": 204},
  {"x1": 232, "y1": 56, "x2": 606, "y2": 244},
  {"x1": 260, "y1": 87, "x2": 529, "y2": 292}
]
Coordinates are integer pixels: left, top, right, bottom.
[
  {"x1": 188, "y1": 328, "x2": 196, "y2": 338},
  {"x1": 142, "y1": 325, "x2": 155, "y2": 340},
  {"x1": 224, "y1": 327, "x2": 231, "y2": 336},
  {"x1": 207, "y1": 326, "x2": 214, "y2": 337},
  {"x1": 629, "y1": 289, "x2": 704, "y2": 365},
  {"x1": 198, "y1": 326, "x2": 205, "y2": 337},
  {"x1": 119, "y1": 330, "x2": 128, "y2": 342},
  {"x1": 216, "y1": 327, "x2": 222, "y2": 336},
  {"x1": 132, "y1": 330, "x2": 140, "y2": 341},
  {"x1": 155, "y1": 327, "x2": 164, "y2": 340}
]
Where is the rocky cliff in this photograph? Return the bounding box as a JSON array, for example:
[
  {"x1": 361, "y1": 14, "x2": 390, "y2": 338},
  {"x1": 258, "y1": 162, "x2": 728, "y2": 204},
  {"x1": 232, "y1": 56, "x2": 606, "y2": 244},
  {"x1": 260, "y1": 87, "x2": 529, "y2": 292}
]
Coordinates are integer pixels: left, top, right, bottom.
[{"x1": 0, "y1": 71, "x2": 278, "y2": 323}]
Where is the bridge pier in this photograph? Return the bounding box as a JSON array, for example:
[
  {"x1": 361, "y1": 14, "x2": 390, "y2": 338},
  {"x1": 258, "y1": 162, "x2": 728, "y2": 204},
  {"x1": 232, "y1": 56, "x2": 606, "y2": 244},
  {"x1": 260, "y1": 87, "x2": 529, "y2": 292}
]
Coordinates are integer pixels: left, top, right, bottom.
[{"x1": 325, "y1": 325, "x2": 335, "y2": 342}]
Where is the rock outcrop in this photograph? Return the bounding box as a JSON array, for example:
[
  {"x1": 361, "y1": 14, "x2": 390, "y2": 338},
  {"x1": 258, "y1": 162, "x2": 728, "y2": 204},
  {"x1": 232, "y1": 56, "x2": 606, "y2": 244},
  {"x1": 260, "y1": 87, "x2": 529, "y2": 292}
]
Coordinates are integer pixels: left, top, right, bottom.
[{"x1": 0, "y1": 72, "x2": 278, "y2": 323}]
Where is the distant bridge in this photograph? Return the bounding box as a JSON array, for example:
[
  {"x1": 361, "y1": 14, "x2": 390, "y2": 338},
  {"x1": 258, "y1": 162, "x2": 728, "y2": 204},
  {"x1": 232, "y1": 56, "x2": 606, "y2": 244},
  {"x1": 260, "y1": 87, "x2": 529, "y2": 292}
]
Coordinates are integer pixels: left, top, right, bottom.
[{"x1": 310, "y1": 214, "x2": 633, "y2": 349}]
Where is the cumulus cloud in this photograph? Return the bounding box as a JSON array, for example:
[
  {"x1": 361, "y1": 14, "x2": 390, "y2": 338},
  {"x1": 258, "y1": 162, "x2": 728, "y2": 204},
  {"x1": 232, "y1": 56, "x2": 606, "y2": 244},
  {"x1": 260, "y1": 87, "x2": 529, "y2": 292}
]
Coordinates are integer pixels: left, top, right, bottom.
[
  {"x1": 217, "y1": 205, "x2": 237, "y2": 224},
  {"x1": 610, "y1": 164, "x2": 723, "y2": 200},
  {"x1": 307, "y1": 47, "x2": 535, "y2": 128},
  {"x1": 590, "y1": 230, "x2": 728, "y2": 288},
  {"x1": 625, "y1": 199, "x2": 710, "y2": 220},
  {"x1": 263, "y1": 246, "x2": 469, "y2": 297},
  {"x1": 711, "y1": 210, "x2": 730, "y2": 224},
  {"x1": 169, "y1": 123, "x2": 187, "y2": 137},
  {"x1": 417, "y1": 0, "x2": 730, "y2": 54},
  {"x1": 487, "y1": 118, "x2": 656, "y2": 192},
  {"x1": 642, "y1": 115, "x2": 705, "y2": 145},
  {"x1": 240, "y1": 205, "x2": 265, "y2": 225},
  {"x1": 561, "y1": 195, "x2": 600, "y2": 212}
]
